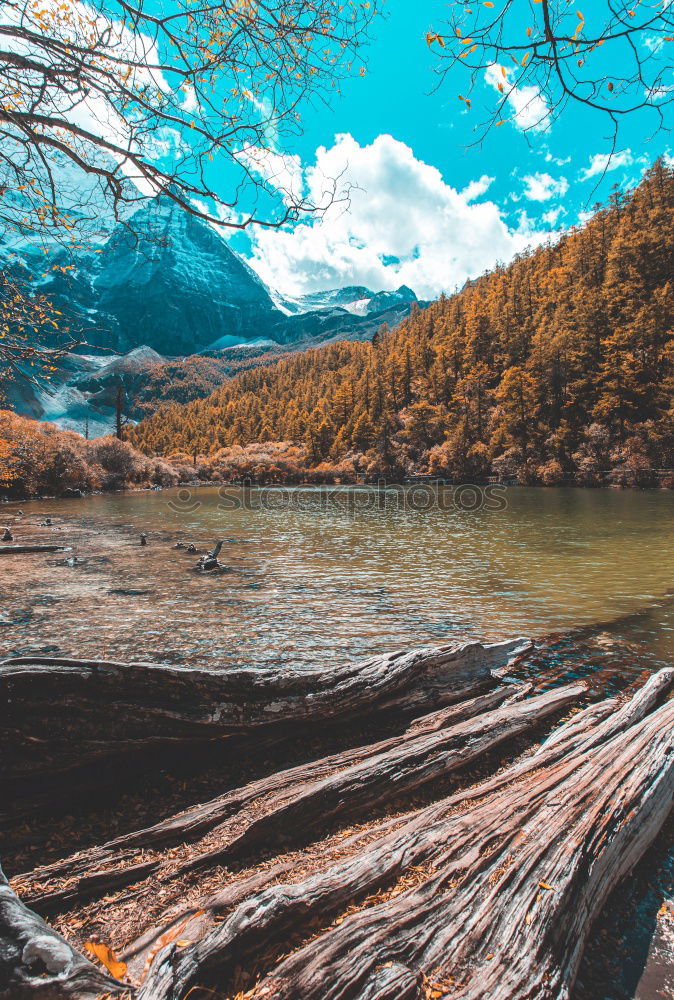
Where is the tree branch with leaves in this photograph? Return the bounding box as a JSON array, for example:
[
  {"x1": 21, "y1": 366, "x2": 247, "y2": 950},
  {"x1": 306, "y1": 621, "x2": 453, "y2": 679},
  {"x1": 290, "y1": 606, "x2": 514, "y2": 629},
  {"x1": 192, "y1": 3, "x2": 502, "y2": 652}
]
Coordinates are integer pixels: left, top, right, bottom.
[
  {"x1": 0, "y1": 0, "x2": 377, "y2": 237},
  {"x1": 428, "y1": 0, "x2": 674, "y2": 150},
  {"x1": 0, "y1": 0, "x2": 377, "y2": 377}
]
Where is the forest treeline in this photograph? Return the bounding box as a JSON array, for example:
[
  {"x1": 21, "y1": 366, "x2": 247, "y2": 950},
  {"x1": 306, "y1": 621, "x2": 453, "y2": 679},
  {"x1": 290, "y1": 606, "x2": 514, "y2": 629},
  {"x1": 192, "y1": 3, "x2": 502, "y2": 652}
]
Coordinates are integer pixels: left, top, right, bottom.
[
  {"x1": 129, "y1": 162, "x2": 674, "y2": 487},
  {"x1": 0, "y1": 410, "x2": 321, "y2": 497}
]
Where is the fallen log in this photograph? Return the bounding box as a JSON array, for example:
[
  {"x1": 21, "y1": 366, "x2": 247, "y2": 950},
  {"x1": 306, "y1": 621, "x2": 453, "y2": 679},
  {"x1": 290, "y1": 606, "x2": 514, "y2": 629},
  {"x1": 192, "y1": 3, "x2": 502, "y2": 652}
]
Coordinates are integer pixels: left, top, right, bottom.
[
  {"x1": 169, "y1": 682, "x2": 582, "y2": 882},
  {"x1": 0, "y1": 638, "x2": 528, "y2": 782},
  {"x1": 133, "y1": 670, "x2": 674, "y2": 1000},
  {"x1": 17, "y1": 680, "x2": 558, "y2": 911},
  {"x1": 0, "y1": 865, "x2": 124, "y2": 1000},
  {"x1": 0, "y1": 545, "x2": 66, "y2": 554},
  {"x1": 6, "y1": 657, "x2": 673, "y2": 1000}
]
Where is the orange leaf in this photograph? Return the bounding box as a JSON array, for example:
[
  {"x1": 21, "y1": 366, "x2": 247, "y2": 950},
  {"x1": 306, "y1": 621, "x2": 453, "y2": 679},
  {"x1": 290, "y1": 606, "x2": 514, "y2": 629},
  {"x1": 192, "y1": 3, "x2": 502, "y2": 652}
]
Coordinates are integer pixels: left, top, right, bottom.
[
  {"x1": 141, "y1": 910, "x2": 205, "y2": 981},
  {"x1": 84, "y1": 941, "x2": 127, "y2": 981},
  {"x1": 539, "y1": 881, "x2": 556, "y2": 891}
]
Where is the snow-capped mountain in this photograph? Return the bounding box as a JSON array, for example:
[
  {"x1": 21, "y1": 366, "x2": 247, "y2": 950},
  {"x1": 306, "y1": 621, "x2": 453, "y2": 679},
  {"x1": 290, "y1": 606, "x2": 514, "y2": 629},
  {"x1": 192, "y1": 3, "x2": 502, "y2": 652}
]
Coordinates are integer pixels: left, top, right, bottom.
[
  {"x1": 4, "y1": 191, "x2": 421, "y2": 433},
  {"x1": 10, "y1": 196, "x2": 282, "y2": 357},
  {"x1": 7, "y1": 192, "x2": 420, "y2": 356},
  {"x1": 276, "y1": 284, "x2": 418, "y2": 318}
]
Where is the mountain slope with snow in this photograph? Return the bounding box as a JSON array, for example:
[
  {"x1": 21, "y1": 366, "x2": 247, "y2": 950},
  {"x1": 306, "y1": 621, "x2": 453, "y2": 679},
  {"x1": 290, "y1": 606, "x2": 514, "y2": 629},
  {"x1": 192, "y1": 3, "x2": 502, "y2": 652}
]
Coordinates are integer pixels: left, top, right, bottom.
[{"x1": 4, "y1": 191, "x2": 422, "y2": 433}]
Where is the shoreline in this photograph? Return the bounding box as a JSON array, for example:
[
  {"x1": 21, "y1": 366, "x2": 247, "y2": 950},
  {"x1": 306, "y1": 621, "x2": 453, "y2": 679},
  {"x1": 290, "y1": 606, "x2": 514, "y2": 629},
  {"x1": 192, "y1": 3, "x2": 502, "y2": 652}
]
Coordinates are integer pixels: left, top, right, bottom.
[{"x1": 2, "y1": 475, "x2": 673, "y2": 506}]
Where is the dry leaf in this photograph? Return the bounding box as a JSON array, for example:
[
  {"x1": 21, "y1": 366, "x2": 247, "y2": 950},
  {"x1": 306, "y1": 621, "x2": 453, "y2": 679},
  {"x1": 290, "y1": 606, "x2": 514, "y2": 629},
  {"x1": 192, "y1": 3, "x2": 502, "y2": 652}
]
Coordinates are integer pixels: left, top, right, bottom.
[
  {"x1": 141, "y1": 909, "x2": 205, "y2": 981},
  {"x1": 84, "y1": 940, "x2": 127, "y2": 981}
]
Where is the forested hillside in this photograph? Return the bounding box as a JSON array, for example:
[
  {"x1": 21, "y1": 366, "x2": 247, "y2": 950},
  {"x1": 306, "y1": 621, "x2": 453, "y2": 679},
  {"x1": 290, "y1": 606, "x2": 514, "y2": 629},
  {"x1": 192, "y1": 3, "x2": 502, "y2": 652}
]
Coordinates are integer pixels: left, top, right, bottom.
[{"x1": 130, "y1": 162, "x2": 674, "y2": 486}]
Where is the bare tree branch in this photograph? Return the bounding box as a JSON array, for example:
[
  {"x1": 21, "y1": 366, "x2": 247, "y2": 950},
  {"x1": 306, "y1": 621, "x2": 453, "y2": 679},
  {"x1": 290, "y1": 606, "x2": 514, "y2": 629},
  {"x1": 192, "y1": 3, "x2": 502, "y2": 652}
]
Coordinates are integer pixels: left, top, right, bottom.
[
  {"x1": 428, "y1": 0, "x2": 674, "y2": 150},
  {"x1": 0, "y1": 0, "x2": 377, "y2": 375}
]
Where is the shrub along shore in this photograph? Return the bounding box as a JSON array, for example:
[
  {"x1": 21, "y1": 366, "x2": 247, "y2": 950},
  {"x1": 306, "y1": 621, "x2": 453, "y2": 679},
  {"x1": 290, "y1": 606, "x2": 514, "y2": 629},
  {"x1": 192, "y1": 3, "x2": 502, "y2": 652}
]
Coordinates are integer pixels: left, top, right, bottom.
[{"x1": 1, "y1": 410, "x2": 673, "y2": 501}]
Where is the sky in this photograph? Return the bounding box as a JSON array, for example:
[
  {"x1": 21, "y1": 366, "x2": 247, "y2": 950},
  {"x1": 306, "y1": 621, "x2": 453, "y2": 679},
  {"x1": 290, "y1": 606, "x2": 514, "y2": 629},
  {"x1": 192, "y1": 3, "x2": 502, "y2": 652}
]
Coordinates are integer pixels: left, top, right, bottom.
[
  {"x1": 230, "y1": 1, "x2": 674, "y2": 300},
  {"x1": 9, "y1": 0, "x2": 671, "y2": 302}
]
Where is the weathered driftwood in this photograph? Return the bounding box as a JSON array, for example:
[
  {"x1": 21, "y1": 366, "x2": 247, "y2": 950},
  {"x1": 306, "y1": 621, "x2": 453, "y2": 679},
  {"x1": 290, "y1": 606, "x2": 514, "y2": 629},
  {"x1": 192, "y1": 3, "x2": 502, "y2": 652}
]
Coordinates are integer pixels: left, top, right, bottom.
[
  {"x1": 0, "y1": 544, "x2": 66, "y2": 554},
  {"x1": 5, "y1": 648, "x2": 674, "y2": 1000},
  {"x1": 195, "y1": 539, "x2": 224, "y2": 571},
  {"x1": 0, "y1": 638, "x2": 527, "y2": 782},
  {"x1": 0, "y1": 865, "x2": 124, "y2": 1000},
  {"x1": 133, "y1": 669, "x2": 674, "y2": 1000},
  {"x1": 19, "y1": 680, "x2": 564, "y2": 912}
]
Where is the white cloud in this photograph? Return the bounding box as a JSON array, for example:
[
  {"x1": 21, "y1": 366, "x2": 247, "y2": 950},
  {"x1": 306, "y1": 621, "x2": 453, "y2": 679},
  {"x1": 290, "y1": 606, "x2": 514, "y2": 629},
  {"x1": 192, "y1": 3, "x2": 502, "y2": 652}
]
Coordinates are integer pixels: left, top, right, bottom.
[
  {"x1": 647, "y1": 84, "x2": 674, "y2": 102},
  {"x1": 245, "y1": 133, "x2": 546, "y2": 300},
  {"x1": 485, "y1": 64, "x2": 550, "y2": 132},
  {"x1": 542, "y1": 207, "x2": 564, "y2": 228},
  {"x1": 643, "y1": 33, "x2": 664, "y2": 54},
  {"x1": 579, "y1": 149, "x2": 633, "y2": 181},
  {"x1": 544, "y1": 152, "x2": 571, "y2": 166},
  {"x1": 460, "y1": 174, "x2": 495, "y2": 201},
  {"x1": 521, "y1": 172, "x2": 569, "y2": 201},
  {"x1": 179, "y1": 86, "x2": 199, "y2": 114}
]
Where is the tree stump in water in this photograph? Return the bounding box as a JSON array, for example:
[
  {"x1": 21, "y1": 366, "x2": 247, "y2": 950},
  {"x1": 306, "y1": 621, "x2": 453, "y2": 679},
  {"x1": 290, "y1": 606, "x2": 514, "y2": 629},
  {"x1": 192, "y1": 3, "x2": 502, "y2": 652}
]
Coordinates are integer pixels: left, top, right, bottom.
[{"x1": 195, "y1": 540, "x2": 224, "y2": 571}]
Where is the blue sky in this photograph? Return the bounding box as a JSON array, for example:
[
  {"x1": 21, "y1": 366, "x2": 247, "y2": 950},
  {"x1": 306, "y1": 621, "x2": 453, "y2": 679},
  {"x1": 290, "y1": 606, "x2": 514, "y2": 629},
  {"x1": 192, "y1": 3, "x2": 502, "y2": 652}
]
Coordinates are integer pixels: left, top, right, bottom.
[{"x1": 233, "y1": 2, "x2": 673, "y2": 300}]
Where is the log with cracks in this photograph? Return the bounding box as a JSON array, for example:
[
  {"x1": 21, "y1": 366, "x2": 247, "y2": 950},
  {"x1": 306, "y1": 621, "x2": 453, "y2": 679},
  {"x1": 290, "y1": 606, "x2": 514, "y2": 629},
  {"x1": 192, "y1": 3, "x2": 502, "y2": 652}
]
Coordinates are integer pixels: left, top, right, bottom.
[
  {"x1": 0, "y1": 638, "x2": 527, "y2": 784},
  {"x1": 2, "y1": 647, "x2": 674, "y2": 1000}
]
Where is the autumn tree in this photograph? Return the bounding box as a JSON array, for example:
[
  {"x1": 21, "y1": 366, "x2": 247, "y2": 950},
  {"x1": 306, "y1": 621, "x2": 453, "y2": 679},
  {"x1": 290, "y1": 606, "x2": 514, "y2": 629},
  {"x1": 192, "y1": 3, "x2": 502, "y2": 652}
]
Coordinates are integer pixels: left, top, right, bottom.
[{"x1": 0, "y1": 270, "x2": 76, "y2": 384}]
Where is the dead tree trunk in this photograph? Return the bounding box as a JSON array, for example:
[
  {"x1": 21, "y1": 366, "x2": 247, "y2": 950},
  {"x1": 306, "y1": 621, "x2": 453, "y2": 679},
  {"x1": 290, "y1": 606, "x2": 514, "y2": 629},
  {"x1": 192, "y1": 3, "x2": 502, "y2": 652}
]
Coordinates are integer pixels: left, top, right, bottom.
[
  {"x1": 132, "y1": 670, "x2": 674, "y2": 1000},
  {"x1": 0, "y1": 865, "x2": 124, "y2": 1000},
  {"x1": 17, "y1": 681, "x2": 571, "y2": 912},
  {"x1": 4, "y1": 653, "x2": 674, "y2": 1000},
  {"x1": 0, "y1": 638, "x2": 527, "y2": 782}
]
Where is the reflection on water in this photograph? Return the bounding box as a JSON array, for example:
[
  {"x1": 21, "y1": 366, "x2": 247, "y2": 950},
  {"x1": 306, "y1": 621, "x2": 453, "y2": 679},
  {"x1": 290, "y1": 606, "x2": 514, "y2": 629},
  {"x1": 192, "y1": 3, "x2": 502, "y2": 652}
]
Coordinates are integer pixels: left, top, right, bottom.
[{"x1": 0, "y1": 485, "x2": 672, "y2": 675}]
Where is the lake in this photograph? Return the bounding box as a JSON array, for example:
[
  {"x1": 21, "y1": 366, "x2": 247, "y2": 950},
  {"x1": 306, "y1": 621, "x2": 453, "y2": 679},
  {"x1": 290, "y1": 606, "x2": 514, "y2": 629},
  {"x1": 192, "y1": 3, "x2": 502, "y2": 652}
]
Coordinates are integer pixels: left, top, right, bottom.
[{"x1": 1, "y1": 484, "x2": 673, "y2": 682}]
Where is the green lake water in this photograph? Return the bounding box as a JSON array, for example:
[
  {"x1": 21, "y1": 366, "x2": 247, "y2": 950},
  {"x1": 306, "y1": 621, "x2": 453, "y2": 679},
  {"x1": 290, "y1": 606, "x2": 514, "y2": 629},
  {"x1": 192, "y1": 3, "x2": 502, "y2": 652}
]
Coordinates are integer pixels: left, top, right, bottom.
[{"x1": 1, "y1": 484, "x2": 673, "y2": 676}]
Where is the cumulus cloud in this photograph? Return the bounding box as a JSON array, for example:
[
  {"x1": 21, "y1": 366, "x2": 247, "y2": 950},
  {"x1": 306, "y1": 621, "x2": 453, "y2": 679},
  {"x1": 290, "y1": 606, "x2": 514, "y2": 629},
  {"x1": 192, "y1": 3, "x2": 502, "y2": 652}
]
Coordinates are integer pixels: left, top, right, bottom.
[
  {"x1": 484, "y1": 64, "x2": 550, "y2": 132},
  {"x1": 579, "y1": 149, "x2": 633, "y2": 180},
  {"x1": 541, "y1": 206, "x2": 564, "y2": 228},
  {"x1": 642, "y1": 33, "x2": 664, "y2": 54},
  {"x1": 460, "y1": 174, "x2": 495, "y2": 201},
  {"x1": 521, "y1": 172, "x2": 569, "y2": 201},
  {"x1": 245, "y1": 133, "x2": 545, "y2": 299}
]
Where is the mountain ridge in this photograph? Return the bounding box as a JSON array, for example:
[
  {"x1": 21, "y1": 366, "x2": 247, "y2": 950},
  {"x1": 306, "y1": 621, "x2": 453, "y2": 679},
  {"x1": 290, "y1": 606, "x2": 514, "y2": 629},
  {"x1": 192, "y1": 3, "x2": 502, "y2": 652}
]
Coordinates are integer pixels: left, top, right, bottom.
[{"x1": 4, "y1": 193, "x2": 420, "y2": 358}]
